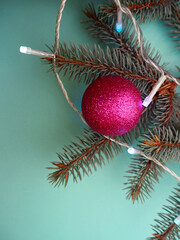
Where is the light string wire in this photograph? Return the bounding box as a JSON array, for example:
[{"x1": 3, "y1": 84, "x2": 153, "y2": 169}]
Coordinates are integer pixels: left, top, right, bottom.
[
  {"x1": 52, "y1": 0, "x2": 86, "y2": 125},
  {"x1": 51, "y1": 0, "x2": 180, "y2": 182}
]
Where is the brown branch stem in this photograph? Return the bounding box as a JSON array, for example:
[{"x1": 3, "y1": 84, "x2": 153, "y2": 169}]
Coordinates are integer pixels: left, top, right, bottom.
[
  {"x1": 46, "y1": 55, "x2": 156, "y2": 83},
  {"x1": 144, "y1": 136, "x2": 180, "y2": 152},
  {"x1": 153, "y1": 222, "x2": 176, "y2": 239},
  {"x1": 131, "y1": 160, "x2": 153, "y2": 202},
  {"x1": 54, "y1": 137, "x2": 108, "y2": 174},
  {"x1": 104, "y1": 0, "x2": 169, "y2": 13}
]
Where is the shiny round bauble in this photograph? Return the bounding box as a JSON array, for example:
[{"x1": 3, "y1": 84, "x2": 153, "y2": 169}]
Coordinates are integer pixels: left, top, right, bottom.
[{"x1": 81, "y1": 75, "x2": 143, "y2": 136}]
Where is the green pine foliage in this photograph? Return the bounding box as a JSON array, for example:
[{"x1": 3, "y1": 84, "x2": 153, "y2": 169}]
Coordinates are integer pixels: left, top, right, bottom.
[
  {"x1": 82, "y1": 3, "x2": 164, "y2": 68},
  {"x1": 100, "y1": 0, "x2": 176, "y2": 23},
  {"x1": 124, "y1": 156, "x2": 163, "y2": 203},
  {"x1": 99, "y1": 0, "x2": 180, "y2": 49},
  {"x1": 169, "y1": 93, "x2": 180, "y2": 130},
  {"x1": 45, "y1": 41, "x2": 162, "y2": 86},
  {"x1": 140, "y1": 126, "x2": 180, "y2": 162},
  {"x1": 149, "y1": 184, "x2": 180, "y2": 239},
  {"x1": 47, "y1": 128, "x2": 123, "y2": 187},
  {"x1": 165, "y1": 1, "x2": 180, "y2": 50}
]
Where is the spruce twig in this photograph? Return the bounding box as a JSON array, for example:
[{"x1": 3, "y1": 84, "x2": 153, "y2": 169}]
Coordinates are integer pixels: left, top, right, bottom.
[
  {"x1": 100, "y1": 0, "x2": 174, "y2": 23},
  {"x1": 82, "y1": 3, "x2": 164, "y2": 72},
  {"x1": 168, "y1": 93, "x2": 180, "y2": 130},
  {"x1": 47, "y1": 128, "x2": 123, "y2": 187},
  {"x1": 100, "y1": 0, "x2": 180, "y2": 49},
  {"x1": 148, "y1": 184, "x2": 180, "y2": 239},
  {"x1": 124, "y1": 156, "x2": 163, "y2": 203},
  {"x1": 44, "y1": 43, "x2": 158, "y2": 85},
  {"x1": 140, "y1": 126, "x2": 180, "y2": 163},
  {"x1": 165, "y1": 1, "x2": 180, "y2": 50}
]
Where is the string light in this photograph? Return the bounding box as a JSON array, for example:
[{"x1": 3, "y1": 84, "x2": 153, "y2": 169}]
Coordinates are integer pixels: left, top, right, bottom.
[
  {"x1": 116, "y1": 8, "x2": 123, "y2": 32},
  {"x1": 174, "y1": 215, "x2": 180, "y2": 225},
  {"x1": 20, "y1": 46, "x2": 31, "y2": 54},
  {"x1": 20, "y1": 46, "x2": 54, "y2": 58},
  {"x1": 127, "y1": 147, "x2": 137, "y2": 154},
  {"x1": 143, "y1": 74, "x2": 167, "y2": 107}
]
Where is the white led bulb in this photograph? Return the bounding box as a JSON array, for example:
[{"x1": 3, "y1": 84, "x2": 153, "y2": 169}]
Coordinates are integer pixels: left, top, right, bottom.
[
  {"x1": 20, "y1": 46, "x2": 32, "y2": 54},
  {"x1": 174, "y1": 215, "x2": 180, "y2": 225},
  {"x1": 116, "y1": 8, "x2": 123, "y2": 33},
  {"x1": 127, "y1": 147, "x2": 137, "y2": 154},
  {"x1": 19, "y1": 46, "x2": 54, "y2": 58}
]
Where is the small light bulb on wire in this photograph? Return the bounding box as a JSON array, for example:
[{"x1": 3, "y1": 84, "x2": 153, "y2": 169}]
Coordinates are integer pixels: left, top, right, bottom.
[
  {"x1": 20, "y1": 46, "x2": 54, "y2": 58},
  {"x1": 20, "y1": 46, "x2": 32, "y2": 54},
  {"x1": 116, "y1": 22, "x2": 122, "y2": 33},
  {"x1": 127, "y1": 147, "x2": 137, "y2": 154},
  {"x1": 174, "y1": 215, "x2": 180, "y2": 225},
  {"x1": 116, "y1": 8, "x2": 123, "y2": 33}
]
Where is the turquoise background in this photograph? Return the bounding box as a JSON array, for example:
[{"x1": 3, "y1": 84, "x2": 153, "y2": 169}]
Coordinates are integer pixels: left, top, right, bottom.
[{"x1": 0, "y1": 0, "x2": 179, "y2": 239}]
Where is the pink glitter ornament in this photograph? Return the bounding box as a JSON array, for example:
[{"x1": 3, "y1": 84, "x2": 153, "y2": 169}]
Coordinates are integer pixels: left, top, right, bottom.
[{"x1": 81, "y1": 75, "x2": 143, "y2": 136}]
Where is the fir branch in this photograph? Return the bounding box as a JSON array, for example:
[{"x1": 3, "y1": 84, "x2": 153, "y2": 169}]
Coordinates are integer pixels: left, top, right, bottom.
[
  {"x1": 130, "y1": 93, "x2": 174, "y2": 139},
  {"x1": 44, "y1": 42, "x2": 158, "y2": 85},
  {"x1": 99, "y1": 1, "x2": 179, "y2": 48},
  {"x1": 140, "y1": 126, "x2": 180, "y2": 163},
  {"x1": 165, "y1": 2, "x2": 180, "y2": 50},
  {"x1": 138, "y1": 92, "x2": 178, "y2": 131},
  {"x1": 102, "y1": 0, "x2": 171, "y2": 11},
  {"x1": 82, "y1": 3, "x2": 139, "y2": 58},
  {"x1": 149, "y1": 184, "x2": 180, "y2": 239},
  {"x1": 168, "y1": 93, "x2": 180, "y2": 130},
  {"x1": 100, "y1": 0, "x2": 174, "y2": 23},
  {"x1": 47, "y1": 128, "x2": 122, "y2": 187},
  {"x1": 152, "y1": 79, "x2": 177, "y2": 125},
  {"x1": 124, "y1": 156, "x2": 163, "y2": 203},
  {"x1": 82, "y1": 3, "x2": 164, "y2": 75}
]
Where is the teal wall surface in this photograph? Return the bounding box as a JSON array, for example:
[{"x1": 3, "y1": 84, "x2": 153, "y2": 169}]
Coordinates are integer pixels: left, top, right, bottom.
[{"x1": 0, "y1": 1, "x2": 179, "y2": 240}]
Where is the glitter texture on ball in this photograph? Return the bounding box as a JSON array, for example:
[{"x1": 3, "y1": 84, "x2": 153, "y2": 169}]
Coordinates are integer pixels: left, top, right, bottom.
[{"x1": 81, "y1": 75, "x2": 143, "y2": 136}]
